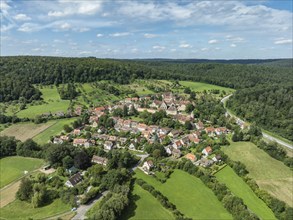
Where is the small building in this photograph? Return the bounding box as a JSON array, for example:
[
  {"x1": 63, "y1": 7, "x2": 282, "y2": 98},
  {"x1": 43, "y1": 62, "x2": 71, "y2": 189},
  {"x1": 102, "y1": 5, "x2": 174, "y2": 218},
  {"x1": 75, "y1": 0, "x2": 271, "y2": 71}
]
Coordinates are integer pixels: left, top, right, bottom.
[
  {"x1": 91, "y1": 155, "x2": 108, "y2": 166},
  {"x1": 65, "y1": 172, "x2": 83, "y2": 187},
  {"x1": 73, "y1": 138, "x2": 90, "y2": 148},
  {"x1": 185, "y1": 153, "x2": 197, "y2": 162},
  {"x1": 202, "y1": 146, "x2": 213, "y2": 156},
  {"x1": 104, "y1": 141, "x2": 114, "y2": 150},
  {"x1": 142, "y1": 160, "x2": 154, "y2": 173}
]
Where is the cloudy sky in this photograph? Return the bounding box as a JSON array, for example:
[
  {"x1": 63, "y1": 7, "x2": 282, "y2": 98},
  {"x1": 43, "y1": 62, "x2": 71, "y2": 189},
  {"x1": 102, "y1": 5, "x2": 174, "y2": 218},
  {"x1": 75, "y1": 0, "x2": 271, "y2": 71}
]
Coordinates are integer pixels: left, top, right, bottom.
[{"x1": 1, "y1": 0, "x2": 292, "y2": 59}]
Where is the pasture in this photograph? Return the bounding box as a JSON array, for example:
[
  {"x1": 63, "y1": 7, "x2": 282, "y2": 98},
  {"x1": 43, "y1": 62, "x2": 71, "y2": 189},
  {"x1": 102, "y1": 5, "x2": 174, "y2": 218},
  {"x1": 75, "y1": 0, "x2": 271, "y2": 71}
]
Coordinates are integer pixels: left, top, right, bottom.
[
  {"x1": 0, "y1": 121, "x2": 54, "y2": 142},
  {"x1": 0, "y1": 199, "x2": 70, "y2": 220},
  {"x1": 0, "y1": 156, "x2": 44, "y2": 188},
  {"x1": 33, "y1": 118, "x2": 76, "y2": 144},
  {"x1": 135, "y1": 169, "x2": 232, "y2": 219},
  {"x1": 122, "y1": 184, "x2": 174, "y2": 220},
  {"x1": 222, "y1": 141, "x2": 293, "y2": 206},
  {"x1": 215, "y1": 166, "x2": 275, "y2": 219}
]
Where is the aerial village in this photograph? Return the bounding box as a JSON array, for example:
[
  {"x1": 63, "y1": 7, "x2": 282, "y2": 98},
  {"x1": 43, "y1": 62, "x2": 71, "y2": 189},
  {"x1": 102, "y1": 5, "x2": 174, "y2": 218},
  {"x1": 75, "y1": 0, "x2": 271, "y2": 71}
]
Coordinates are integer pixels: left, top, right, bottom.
[{"x1": 50, "y1": 92, "x2": 235, "y2": 187}]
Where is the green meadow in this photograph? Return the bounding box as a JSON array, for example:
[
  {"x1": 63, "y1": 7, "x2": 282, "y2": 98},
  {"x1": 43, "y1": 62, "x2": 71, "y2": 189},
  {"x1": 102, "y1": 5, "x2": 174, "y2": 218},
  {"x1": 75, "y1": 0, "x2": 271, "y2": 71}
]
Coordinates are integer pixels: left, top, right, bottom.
[
  {"x1": 222, "y1": 141, "x2": 293, "y2": 207},
  {"x1": 122, "y1": 184, "x2": 174, "y2": 220},
  {"x1": 0, "y1": 199, "x2": 70, "y2": 220},
  {"x1": 135, "y1": 169, "x2": 232, "y2": 219},
  {"x1": 0, "y1": 156, "x2": 44, "y2": 188},
  {"x1": 215, "y1": 166, "x2": 275, "y2": 219}
]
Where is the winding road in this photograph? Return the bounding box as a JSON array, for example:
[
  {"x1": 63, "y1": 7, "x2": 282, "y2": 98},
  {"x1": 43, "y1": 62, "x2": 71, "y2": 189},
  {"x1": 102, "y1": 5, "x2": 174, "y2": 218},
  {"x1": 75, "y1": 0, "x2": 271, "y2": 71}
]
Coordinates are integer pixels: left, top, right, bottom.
[{"x1": 221, "y1": 94, "x2": 293, "y2": 150}]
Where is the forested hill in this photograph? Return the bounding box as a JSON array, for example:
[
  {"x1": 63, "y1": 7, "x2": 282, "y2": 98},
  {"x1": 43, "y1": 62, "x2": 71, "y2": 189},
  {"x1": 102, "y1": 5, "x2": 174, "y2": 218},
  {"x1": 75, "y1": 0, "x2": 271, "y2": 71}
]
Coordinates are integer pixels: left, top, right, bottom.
[
  {"x1": 1, "y1": 56, "x2": 293, "y2": 140},
  {"x1": 1, "y1": 56, "x2": 292, "y2": 102},
  {"x1": 137, "y1": 58, "x2": 293, "y2": 67}
]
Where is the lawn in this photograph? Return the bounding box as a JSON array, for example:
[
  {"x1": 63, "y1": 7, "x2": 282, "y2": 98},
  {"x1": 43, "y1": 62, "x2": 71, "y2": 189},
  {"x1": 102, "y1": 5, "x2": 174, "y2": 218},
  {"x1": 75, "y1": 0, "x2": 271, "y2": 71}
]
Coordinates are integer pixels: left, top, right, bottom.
[
  {"x1": 0, "y1": 199, "x2": 70, "y2": 220},
  {"x1": 0, "y1": 121, "x2": 55, "y2": 142},
  {"x1": 179, "y1": 81, "x2": 235, "y2": 93},
  {"x1": 33, "y1": 118, "x2": 77, "y2": 144},
  {"x1": 121, "y1": 184, "x2": 174, "y2": 220},
  {"x1": 0, "y1": 156, "x2": 44, "y2": 188},
  {"x1": 215, "y1": 166, "x2": 275, "y2": 219},
  {"x1": 222, "y1": 141, "x2": 293, "y2": 206},
  {"x1": 135, "y1": 169, "x2": 232, "y2": 219}
]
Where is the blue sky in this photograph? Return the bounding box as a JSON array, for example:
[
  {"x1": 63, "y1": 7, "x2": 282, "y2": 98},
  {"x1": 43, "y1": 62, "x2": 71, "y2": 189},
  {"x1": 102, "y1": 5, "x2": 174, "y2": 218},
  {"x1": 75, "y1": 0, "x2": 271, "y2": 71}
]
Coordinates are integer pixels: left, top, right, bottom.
[{"x1": 1, "y1": 0, "x2": 292, "y2": 59}]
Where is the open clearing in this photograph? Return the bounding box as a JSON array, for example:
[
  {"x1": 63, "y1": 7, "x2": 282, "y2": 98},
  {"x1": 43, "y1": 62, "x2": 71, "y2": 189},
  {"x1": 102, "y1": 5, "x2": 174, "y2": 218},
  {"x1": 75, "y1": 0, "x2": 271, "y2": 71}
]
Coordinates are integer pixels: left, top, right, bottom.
[
  {"x1": 0, "y1": 121, "x2": 55, "y2": 141},
  {"x1": 215, "y1": 166, "x2": 275, "y2": 219},
  {"x1": 179, "y1": 81, "x2": 235, "y2": 92},
  {"x1": 0, "y1": 199, "x2": 70, "y2": 220},
  {"x1": 222, "y1": 141, "x2": 293, "y2": 206},
  {"x1": 135, "y1": 169, "x2": 232, "y2": 219},
  {"x1": 33, "y1": 118, "x2": 76, "y2": 144},
  {"x1": 0, "y1": 156, "x2": 44, "y2": 188},
  {"x1": 121, "y1": 184, "x2": 174, "y2": 220}
]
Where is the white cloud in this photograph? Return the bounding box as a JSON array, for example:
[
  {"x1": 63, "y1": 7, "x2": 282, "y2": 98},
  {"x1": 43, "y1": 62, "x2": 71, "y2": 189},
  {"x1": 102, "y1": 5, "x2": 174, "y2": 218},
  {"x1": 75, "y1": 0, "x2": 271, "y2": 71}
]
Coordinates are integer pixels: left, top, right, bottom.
[
  {"x1": 208, "y1": 39, "x2": 219, "y2": 44},
  {"x1": 179, "y1": 43, "x2": 192, "y2": 48},
  {"x1": 53, "y1": 39, "x2": 64, "y2": 43},
  {"x1": 59, "y1": 22, "x2": 71, "y2": 30},
  {"x1": 230, "y1": 44, "x2": 237, "y2": 47},
  {"x1": 143, "y1": 33, "x2": 157, "y2": 38},
  {"x1": 96, "y1": 33, "x2": 104, "y2": 37},
  {"x1": 153, "y1": 45, "x2": 165, "y2": 51},
  {"x1": 18, "y1": 23, "x2": 40, "y2": 32},
  {"x1": 32, "y1": 48, "x2": 43, "y2": 52},
  {"x1": 274, "y1": 39, "x2": 292, "y2": 45},
  {"x1": 110, "y1": 32, "x2": 130, "y2": 37},
  {"x1": 226, "y1": 36, "x2": 245, "y2": 43},
  {"x1": 201, "y1": 48, "x2": 208, "y2": 51},
  {"x1": 13, "y1": 14, "x2": 31, "y2": 21},
  {"x1": 48, "y1": 1, "x2": 102, "y2": 17}
]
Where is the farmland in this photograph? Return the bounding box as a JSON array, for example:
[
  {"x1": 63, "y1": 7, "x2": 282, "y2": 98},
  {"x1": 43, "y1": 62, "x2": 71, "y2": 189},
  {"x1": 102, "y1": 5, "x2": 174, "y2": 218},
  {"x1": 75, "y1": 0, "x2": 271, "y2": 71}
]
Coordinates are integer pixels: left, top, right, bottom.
[
  {"x1": 0, "y1": 121, "x2": 55, "y2": 141},
  {"x1": 121, "y1": 184, "x2": 174, "y2": 220},
  {"x1": 215, "y1": 166, "x2": 275, "y2": 219},
  {"x1": 135, "y1": 169, "x2": 232, "y2": 219},
  {"x1": 222, "y1": 141, "x2": 293, "y2": 206},
  {"x1": 0, "y1": 156, "x2": 44, "y2": 188},
  {"x1": 0, "y1": 199, "x2": 70, "y2": 220}
]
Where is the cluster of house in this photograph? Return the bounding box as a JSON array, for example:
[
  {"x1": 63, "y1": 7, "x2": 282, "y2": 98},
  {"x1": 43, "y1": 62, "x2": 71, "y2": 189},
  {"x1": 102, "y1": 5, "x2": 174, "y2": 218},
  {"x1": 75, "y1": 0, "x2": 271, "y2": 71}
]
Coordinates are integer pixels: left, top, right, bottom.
[
  {"x1": 58, "y1": 92, "x2": 230, "y2": 183},
  {"x1": 65, "y1": 155, "x2": 108, "y2": 187}
]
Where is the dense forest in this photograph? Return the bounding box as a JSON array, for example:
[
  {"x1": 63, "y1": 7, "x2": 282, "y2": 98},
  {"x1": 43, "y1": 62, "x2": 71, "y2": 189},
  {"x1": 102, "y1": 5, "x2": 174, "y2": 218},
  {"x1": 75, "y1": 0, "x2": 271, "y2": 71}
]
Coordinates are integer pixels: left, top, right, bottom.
[
  {"x1": 0, "y1": 56, "x2": 292, "y2": 140},
  {"x1": 227, "y1": 84, "x2": 293, "y2": 141},
  {"x1": 1, "y1": 56, "x2": 292, "y2": 102}
]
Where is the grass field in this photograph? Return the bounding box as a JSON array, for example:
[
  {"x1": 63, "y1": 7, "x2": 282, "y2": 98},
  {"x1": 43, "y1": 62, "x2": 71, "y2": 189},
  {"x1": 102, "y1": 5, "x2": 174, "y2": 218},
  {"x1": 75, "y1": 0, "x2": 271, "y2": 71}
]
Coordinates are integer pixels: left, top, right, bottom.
[
  {"x1": 16, "y1": 101, "x2": 70, "y2": 118},
  {"x1": 0, "y1": 199, "x2": 70, "y2": 220},
  {"x1": 0, "y1": 121, "x2": 55, "y2": 141},
  {"x1": 215, "y1": 166, "x2": 275, "y2": 219},
  {"x1": 0, "y1": 156, "x2": 44, "y2": 188},
  {"x1": 222, "y1": 141, "x2": 293, "y2": 206},
  {"x1": 13, "y1": 86, "x2": 70, "y2": 118},
  {"x1": 179, "y1": 81, "x2": 235, "y2": 93},
  {"x1": 135, "y1": 169, "x2": 232, "y2": 219},
  {"x1": 33, "y1": 118, "x2": 76, "y2": 144},
  {"x1": 121, "y1": 184, "x2": 174, "y2": 220}
]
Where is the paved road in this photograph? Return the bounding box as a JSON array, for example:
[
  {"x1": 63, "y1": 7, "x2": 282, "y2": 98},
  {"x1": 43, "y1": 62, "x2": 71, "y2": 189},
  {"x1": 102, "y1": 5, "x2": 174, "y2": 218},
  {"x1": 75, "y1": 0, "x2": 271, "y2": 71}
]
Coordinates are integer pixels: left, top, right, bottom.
[
  {"x1": 131, "y1": 154, "x2": 149, "y2": 172},
  {"x1": 221, "y1": 94, "x2": 293, "y2": 150},
  {"x1": 72, "y1": 190, "x2": 109, "y2": 220}
]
